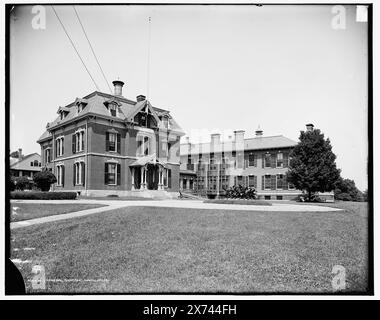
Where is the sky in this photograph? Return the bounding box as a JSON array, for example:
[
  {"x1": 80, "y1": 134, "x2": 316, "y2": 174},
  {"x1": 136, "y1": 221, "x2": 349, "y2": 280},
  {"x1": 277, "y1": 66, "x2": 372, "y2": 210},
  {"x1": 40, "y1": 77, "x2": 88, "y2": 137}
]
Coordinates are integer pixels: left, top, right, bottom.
[{"x1": 9, "y1": 4, "x2": 368, "y2": 190}]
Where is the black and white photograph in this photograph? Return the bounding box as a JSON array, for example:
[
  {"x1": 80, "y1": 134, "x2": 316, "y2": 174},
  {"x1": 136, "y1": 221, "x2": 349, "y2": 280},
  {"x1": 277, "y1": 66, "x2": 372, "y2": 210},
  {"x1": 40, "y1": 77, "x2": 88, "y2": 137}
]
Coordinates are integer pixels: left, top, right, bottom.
[{"x1": 4, "y1": 2, "x2": 374, "y2": 298}]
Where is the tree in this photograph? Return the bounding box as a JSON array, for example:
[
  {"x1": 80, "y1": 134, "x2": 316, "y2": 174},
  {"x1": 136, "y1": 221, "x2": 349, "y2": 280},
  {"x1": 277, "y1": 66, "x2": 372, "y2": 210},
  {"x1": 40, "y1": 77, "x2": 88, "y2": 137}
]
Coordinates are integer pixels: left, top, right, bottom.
[
  {"x1": 33, "y1": 170, "x2": 57, "y2": 191},
  {"x1": 363, "y1": 189, "x2": 368, "y2": 202},
  {"x1": 15, "y1": 176, "x2": 31, "y2": 191},
  {"x1": 287, "y1": 127, "x2": 340, "y2": 201},
  {"x1": 335, "y1": 177, "x2": 364, "y2": 201}
]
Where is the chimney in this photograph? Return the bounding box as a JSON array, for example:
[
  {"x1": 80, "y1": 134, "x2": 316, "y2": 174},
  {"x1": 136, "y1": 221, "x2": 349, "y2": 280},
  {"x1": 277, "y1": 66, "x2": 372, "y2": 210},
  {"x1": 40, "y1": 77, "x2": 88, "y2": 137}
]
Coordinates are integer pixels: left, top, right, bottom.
[
  {"x1": 136, "y1": 95, "x2": 146, "y2": 102},
  {"x1": 234, "y1": 130, "x2": 245, "y2": 143},
  {"x1": 18, "y1": 148, "x2": 23, "y2": 159},
  {"x1": 234, "y1": 130, "x2": 245, "y2": 169},
  {"x1": 211, "y1": 133, "x2": 221, "y2": 145},
  {"x1": 306, "y1": 123, "x2": 314, "y2": 132},
  {"x1": 255, "y1": 126, "x2": 263, "y2": 137},
  {"x1": 112, "y1": 80, "x2": 124, "y2": 97}
]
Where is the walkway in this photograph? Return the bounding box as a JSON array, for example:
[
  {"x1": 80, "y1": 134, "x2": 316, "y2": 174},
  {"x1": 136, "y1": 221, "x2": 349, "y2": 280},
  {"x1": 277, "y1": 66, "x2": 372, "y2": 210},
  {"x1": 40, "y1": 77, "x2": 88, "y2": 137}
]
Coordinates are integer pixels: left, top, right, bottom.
[{"x1": 10, "y1": 199, "x2": 342, "y2": 230}]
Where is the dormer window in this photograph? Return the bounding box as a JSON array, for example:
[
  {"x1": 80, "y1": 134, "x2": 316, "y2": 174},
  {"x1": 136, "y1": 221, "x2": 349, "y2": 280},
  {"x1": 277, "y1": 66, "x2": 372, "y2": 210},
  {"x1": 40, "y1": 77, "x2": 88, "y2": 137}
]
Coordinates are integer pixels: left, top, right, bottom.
[{"x1": 74, "y1": 98, "x2": 88, "y2": 115}]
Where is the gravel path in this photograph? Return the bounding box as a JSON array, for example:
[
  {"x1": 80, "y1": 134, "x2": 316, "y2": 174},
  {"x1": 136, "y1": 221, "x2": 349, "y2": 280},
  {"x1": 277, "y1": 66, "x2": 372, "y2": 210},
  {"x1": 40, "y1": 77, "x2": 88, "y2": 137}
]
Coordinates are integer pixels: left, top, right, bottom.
[{"x1": 10, "y1": 199, "x2": 342, "y2": 229}]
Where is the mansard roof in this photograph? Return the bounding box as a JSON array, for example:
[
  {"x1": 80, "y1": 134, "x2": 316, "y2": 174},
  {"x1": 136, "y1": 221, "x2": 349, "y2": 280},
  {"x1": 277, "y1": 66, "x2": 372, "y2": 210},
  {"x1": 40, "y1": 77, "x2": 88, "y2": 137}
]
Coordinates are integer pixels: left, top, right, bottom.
[
  {"x1": 180, "y1": 135, "x2": 297, "y2": 155},
  {"x1": 39, "y1": 91, "x2": 184, "y2": 141}
]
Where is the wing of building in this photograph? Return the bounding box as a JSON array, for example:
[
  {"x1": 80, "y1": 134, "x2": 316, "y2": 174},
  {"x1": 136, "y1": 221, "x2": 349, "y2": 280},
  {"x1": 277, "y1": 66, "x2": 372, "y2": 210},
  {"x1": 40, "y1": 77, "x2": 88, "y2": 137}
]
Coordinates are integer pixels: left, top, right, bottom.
[
  {"x1": 37, "y1": 80, "x2": 185, "y2": 197},
  {"x1": 179, "y1": 127, "x2": 334, "y2": 202}
]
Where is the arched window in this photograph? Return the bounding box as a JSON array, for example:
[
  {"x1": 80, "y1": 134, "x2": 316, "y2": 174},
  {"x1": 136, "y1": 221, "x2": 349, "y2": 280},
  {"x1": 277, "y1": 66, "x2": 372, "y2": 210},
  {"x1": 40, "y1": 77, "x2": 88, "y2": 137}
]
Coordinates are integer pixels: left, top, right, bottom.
[{"x1": 34, "y1": 160, "x2": 39, "y2": 166}]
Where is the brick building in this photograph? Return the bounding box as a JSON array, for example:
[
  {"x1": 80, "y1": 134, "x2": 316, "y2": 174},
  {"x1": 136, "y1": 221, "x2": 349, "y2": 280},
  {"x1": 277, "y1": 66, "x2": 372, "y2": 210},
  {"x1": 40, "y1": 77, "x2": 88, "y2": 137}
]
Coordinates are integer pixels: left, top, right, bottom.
[
  {"x1": 37, "y1": 80, "x2": 184, "y2": 197},
  {"x1": 179, "y1": 125, "x2": 334, "y2": 201}
]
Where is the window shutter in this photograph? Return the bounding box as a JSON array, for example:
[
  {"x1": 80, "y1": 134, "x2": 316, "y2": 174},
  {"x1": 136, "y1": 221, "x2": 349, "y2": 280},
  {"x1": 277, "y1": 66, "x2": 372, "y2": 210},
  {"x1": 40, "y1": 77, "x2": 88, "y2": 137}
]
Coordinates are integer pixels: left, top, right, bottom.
[
  {"x1": 254, "y1": 154, "x2": 257, "y2": 167},
  {"x1": 168, "y1": 169, "x2": 172, "y2": 188},
  {"x1": 283, "y1": 153, "x2": 288, "y2": 168},
  {"x1": 73, "y1": 164, "x2": 76, "y2": 186},
  {"x1": 72, "y1": 134, "x2": 76, "y2": 154},
  {"x1": 62, "y1": 166, "x2": 65, "y2": 187},
  {"x1": 271, "y1": 154, "x2": 276, "y2": 168},
  {"x1": 261, "y1": 175, "x2": 264, "y2": 190},
  {"x1": 117, "y1": 134, "x2": 121, "y2": 154},
  {"x1": 82, "y1": 162, "x2": 85, "y2": 186},
  {"x1": 81, "y1": 132, "x2": 85, "y2": 151},
  {"x1": 283, "y1": 174, "x2": 288, "y2": 190},
  {"x1": 55, "y1": 140, "x2": 57, "y2": 158},
  {"x1": 106, "y1": 132, "x2": 109, "y2": 151},
  {"x1": 116, "y1": 163, "x2": 121, "y2": 185},
  {"x1": 62, "y1": 139, "x2": 64, "y2": 155},
  {"x1": 254, "y1": 176, "x2": 257, "y2": 189},
  {"x1": 262, "y1": 154, "x2": 265, "y2": 168},
  {"x1": 104, "y1": 163, "x2": 108, "y2": 184},
  {"x1": 271, "y1": 175, "x2": 276, "y2": 190}
]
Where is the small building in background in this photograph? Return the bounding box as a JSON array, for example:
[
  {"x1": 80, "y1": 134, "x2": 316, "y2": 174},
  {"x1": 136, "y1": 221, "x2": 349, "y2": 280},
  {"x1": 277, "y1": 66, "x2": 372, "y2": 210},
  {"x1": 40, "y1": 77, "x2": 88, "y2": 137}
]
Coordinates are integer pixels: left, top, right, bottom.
[{"x1": 10, "y1": 150, "x2": 42, "y2": 179}]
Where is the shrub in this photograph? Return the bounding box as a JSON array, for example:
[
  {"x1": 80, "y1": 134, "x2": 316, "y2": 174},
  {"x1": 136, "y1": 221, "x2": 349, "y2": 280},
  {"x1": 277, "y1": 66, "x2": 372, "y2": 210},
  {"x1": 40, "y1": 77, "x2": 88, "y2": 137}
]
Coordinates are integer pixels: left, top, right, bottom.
[
  {"x1": 15, "y1": 176, "x2": 31, "y2": 191},
  {"x1": 296, "y1": 192, "x2": 322, "y2": 202},
  {"x1": 11, "y1": 191, "x2": 77, "y2": 200},
  {"x1": 224, "y1": 185, "x2": 257, "y2": 199},
  {"x1": 10, "y1": 176, "x2": 16, "y2": 191},
  {"x1": 204, "y1": 199, "x2": 271, "y2": 206},
  {"x1": 33, "y1": 170, "x2": 57, "y2": 191}
]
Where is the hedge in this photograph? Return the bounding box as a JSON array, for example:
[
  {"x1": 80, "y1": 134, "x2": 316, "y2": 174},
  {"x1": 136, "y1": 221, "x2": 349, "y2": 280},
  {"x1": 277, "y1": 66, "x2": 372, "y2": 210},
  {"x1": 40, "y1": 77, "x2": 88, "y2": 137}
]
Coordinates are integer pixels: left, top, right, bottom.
[
  {"x1": 11, "y1": 191, "x2": 77, "y2": 200},
  {"x1": 204, "y1": 199, "x2": 272, "y2": 206}
]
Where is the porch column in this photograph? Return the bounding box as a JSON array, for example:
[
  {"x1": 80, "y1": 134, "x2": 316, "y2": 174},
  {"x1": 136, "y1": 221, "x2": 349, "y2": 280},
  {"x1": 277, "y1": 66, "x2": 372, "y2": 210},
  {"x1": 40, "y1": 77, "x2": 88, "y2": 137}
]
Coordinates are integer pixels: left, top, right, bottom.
[
  {"x1": 180, "y1": 179, "x2": 183, "y2": 190},
  {"x1": 186, "y1": 179, "x2": 190, "y2": 190},
  {"x1": 159, "y1": 168, "x2": 163, "y2": 190},
  {"x1": 140, "y1": 167, "x2": 144, "y2": 190},
  {"x1": 131, "y1": 167, "x2": 135, "y2": 190},
  {"x1": 143, "y1": 166, "x2": 147, "y2": 189}
]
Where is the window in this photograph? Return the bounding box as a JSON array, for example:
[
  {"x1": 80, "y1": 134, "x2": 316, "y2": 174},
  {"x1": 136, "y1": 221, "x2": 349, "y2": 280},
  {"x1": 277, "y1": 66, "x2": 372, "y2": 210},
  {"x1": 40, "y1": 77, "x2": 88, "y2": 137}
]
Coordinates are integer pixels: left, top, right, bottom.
[
  {"x1": 55, "y1": 137, "x2": 64, "y2": 157},
  {"x1": 106, "y1": 132, "x2": 120, "y2": 153},
  {"x1": 44, "y1": 148, "x2": 51, "y2": 163},
  {"x1": 276, "y1": 196, "x2": 283, "y2": 200},
  {"x1": 72, "y1": 131, "x2": 85, "y2": 154},
  {"x1": 248, "y1": 152, "x2": 255, "y2": 167},
  {"x1": 237, "y1": 176, "x2": 243, "y2": 186},
  {"x1": 109, "y1": 133, "x2": 116, "y2": 151},
  {"x1": 265, "y1": 153, "x2": 271, "y2": 167},
  {"x1": 144, "y1": 136, "x2": 149, "y2": 155},
  {"x1": 264, "y1": 195, "x2": 271, "y2": 200},
  {"x1": 104, "y1": 163, "x2": 120, "y2": 185},
  {"x1": 30, "y1": 162, "x2": 33, "y2": 166},
  {"x1": 264, "y1": 175, "x2": 271, "y2": 190},
  {"x1": 109, "y1": 104, "x2": 117, "y2": 117},
  {"x1": 33, "y1": 160, "x2": 39, "y2": 167},
  {"x1": 277, "y1": 152, "x2": 283, "y2": 167},
  {"x1": 74, "y1": 162, "x2": 85, "y2": 186},
  {"x1": 248, "y1": 175, "x2": 256, "y2": 188},
  {"x1": 56, "y1": 165, "x2": 65, "y2": 186},
  {"x1": 277, "y1": 174, "x2": 284, "y2": 189}
]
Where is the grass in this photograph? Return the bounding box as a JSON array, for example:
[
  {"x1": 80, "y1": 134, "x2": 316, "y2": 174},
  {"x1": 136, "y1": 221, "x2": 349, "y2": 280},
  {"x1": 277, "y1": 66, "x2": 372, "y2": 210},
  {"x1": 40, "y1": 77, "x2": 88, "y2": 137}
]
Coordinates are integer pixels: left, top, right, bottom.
[
  {"x1": 10, "y1": 203, "x2": 107, "y2": 222},
  {"x1": 10, "y1": 202, "x2": 368, "y2": 293}
]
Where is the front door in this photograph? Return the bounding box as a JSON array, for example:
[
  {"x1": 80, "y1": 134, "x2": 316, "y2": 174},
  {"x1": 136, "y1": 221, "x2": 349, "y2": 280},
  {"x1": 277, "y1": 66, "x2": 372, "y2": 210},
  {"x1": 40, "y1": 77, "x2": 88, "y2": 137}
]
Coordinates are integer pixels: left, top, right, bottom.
[{"x1": 146, "y1": 165, "x2": 159, "y2": 190}]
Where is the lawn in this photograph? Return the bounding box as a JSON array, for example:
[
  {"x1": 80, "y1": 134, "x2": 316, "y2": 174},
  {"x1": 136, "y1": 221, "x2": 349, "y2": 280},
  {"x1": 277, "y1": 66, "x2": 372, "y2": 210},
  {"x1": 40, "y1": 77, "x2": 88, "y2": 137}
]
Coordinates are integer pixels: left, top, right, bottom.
[
  {"x1": 10, "y1": 202, "x2": 368, "y2": 293},
  {"x1": 10, "y1": 203, "x2": 107, "y2": 222}
]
